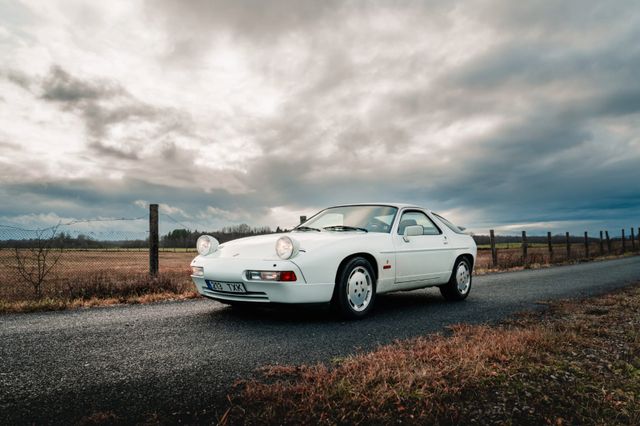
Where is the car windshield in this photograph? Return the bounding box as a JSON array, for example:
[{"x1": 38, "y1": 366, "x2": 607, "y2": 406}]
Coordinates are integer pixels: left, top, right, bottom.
[{"x1": 297, "y1": 205, "x2": 398, "y2": 234}]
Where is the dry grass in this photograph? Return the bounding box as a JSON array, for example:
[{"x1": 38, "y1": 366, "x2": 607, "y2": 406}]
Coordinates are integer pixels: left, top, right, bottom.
[
  {"x1": 0, "y1": 245, "x2": 638, "y2": 313},
  {"x1": 220, "y1": 284, "x2": 640, "y2": 425},
  {"x1": 474, "y1": 239, "x2": 638, "y2": 274},
  {"x1": 0, "y1": 289, "x2": 199, "y2": 314},
  {"x1": 0, "y1": 249, "x2": 197, "y2": 313},
  {"x1": 475, "y1": 250, "x2": 639, "y2": 275}
]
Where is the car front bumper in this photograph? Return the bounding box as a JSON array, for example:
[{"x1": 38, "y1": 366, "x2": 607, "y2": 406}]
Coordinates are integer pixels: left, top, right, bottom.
[{"x1": 190, "y1": 257, "x2": 334, "y2": 304}]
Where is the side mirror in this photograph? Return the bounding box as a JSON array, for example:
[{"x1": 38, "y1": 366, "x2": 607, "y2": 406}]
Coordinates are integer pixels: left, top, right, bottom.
[
  {"x1": 458, "y1": 226, "x2": 466, "y2": 232},
  {"x1": 403, "y1": 225, "x2": 423, "y2": 242}
]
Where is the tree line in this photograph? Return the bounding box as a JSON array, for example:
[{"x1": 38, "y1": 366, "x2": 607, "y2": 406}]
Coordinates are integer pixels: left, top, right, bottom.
[
  {"x1": 161, "y1": 225, "x2": 275, "y2": 248},
  {"x1": 3, "y1": 227, "x2": 620, "y2": 250},
  {"x1": 0, "y1": 225, "x2": 278, "y2": 249}
]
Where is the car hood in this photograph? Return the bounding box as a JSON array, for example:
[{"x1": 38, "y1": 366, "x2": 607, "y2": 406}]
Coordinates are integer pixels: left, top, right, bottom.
[{"x1": 211, "y1": 232, "x2": 369, "y2": 260}]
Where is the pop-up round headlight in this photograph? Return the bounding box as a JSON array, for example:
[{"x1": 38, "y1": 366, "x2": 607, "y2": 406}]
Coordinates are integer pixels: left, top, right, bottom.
[
  {"x1": 275, "y1": 236, "x2": 299, "y2": 259},
  {"x1": 196, "y1": 235, "x2": 219, "y2": 256}
]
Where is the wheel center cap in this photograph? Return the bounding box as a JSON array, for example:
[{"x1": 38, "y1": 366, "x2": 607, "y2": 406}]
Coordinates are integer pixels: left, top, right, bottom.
[{"x1": 349, "y1": 271, "x2": 368, "y2": 304}]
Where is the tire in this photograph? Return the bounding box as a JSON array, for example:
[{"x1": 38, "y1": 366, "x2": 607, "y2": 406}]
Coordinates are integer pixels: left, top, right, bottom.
[
  {"x1": 333, "y1": 257, "x2": 377, "y2": 319},
  {"x1": 440, "y1": 257, "x2": 472, "y2": 301}
]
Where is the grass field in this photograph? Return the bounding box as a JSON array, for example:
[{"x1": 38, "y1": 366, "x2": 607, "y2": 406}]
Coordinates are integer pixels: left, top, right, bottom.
[
  {"x1": 0, "y1": 241, "x2": 634, "y2": 313},
  {"x1": 217, "y1": 284, "x2": 640, "y2": 425},
  {"x1": 476, "y1": 242, "x2": 551, "y2": 249},
  {"x1": 0, "y1": 249, "x2": 197, "y2": 312},
  {"x1": 474, "y1": 240, "x2": 629, "y2": 271}
]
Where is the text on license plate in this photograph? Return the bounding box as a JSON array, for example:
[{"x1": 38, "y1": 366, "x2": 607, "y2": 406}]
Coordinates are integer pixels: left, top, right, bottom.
[{"x1": 207, "y1": 281, "x2": 247, "y2": 293}]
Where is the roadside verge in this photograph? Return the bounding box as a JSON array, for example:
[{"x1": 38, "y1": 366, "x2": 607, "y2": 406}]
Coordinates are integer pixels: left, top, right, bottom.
[{"x1": 219, "y1": 284, "x2": 640, "y2": 425}]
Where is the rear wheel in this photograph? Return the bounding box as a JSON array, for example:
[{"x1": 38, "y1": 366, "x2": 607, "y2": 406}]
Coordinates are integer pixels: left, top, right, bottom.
[
  {"x1": 333, "y1": 257, "x2": 376, "y2": 319},
  {"x1": 440, "y1": 257, "x2": 472, "y2": 301}
]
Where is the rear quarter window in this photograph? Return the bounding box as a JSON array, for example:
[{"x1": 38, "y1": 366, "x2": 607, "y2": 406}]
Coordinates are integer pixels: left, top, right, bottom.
[{"x1": 433, "y1": 213, "x2": 467, "y2": 234}]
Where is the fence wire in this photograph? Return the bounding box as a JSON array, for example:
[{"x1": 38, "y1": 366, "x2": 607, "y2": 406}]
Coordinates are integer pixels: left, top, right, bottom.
[
  {"x1": 0, "y1": 216, "x2": 637, "y2": 304},
  {"x1": 0, "y1": 218, "x2": 193, "y2": 302}
]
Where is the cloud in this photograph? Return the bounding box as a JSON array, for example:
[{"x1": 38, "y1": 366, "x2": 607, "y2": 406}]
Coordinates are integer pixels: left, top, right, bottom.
[
  {"x1": 148, "y1": 0, "x2": 343, "y2": 57},
  {"x1": 0, "y1": 140, "x2": 20, "y2": 150},
  {"x1": 3, "y1": 69, "x2": 32, "y2": 90},
  {"x1": 37, "y1": 66, "x2": 195, "y2": 162},
  {"x1": 0, "y1": 0, "x2": 639, "y2": 236},
  {"x1": 41, "y1": 66, "x2": 123, "y2": 103}
]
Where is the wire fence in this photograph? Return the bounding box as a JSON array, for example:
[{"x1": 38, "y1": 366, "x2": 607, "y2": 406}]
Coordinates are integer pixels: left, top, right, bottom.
[
  {"x1": 474, "y1": 231, "x2": 636, "y2": 271},
  {"x1": 0, "y1": 208, "x2": 638, "y2": 304},
  {"x1": 0, "y1": 210, "x2": 278, "y2": 304},
  {"x1": 0, "y1": 215, "x2": 203, "y2": 303}
]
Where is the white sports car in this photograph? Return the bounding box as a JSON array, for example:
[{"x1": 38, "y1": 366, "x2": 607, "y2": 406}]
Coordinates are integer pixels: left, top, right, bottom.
[{"x1": 190, "y1": 203, "x2": 477, "y2": 318}]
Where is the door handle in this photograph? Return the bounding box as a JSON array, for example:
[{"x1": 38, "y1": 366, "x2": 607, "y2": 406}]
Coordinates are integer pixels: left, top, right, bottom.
[{"x1": 443, "y1": 236, "x2": 449, "y2": 245}]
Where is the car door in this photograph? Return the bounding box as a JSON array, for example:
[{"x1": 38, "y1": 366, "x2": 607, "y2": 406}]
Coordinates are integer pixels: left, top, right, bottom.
[{"x1": 392, "y1": 210, "x2": 453, "y2": 288}]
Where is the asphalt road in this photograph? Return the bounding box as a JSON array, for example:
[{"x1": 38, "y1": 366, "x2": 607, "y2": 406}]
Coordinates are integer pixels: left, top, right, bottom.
[{"x1": 1, "y1": 256, "x2": 639, "y2": 424}]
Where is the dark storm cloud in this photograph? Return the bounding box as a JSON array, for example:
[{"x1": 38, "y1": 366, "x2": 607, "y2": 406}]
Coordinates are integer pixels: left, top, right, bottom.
[
  {"x1": 0, "y1": 178, "x2": 271, "y2": 230},
  {"x1": 451, "y1": 33, "x2": 640, "y2": 93},
  {"x1": 595, "y1": 90, "x2": 640, "y2": 117},
  {"x1": 421, "y1": 12, "x2": 640, "y2": 226},
  {"x1": 1, "y1": 0, "x2": 639, "y2": 234},
  {"x1": 38, "y1": 65, "x2": 195, "y2": 161},
  {"x1": 391, "y1": 96, "x2": 639, "y2": 225},
  {"x1": 470, "y1": 0, "x2": 636, "y2": 36},
  {"x1": 235, "y1": 56, "x2": 640, "y2": 229},
  {"x1": 41, "y1": 66, "x2": 123, "y2": 103},
  {"x1": 4, "y1": 69, "x2": 32, "y2": 90},
  {"x1": 90, "y1": 140, "x2": 139, "y2": 160}
]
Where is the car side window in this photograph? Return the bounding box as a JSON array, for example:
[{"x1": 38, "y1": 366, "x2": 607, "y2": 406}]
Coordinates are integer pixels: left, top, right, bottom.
[{"x1": 397, "y1": 211, "x2": 441, "y2": 235}]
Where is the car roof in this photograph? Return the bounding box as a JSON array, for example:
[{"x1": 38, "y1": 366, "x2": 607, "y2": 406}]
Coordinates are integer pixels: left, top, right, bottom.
[{"x1": 328, "y1": 202, "x2": 428, "y2": 211}]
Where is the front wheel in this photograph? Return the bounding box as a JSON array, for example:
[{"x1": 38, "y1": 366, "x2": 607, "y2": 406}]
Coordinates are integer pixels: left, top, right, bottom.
[
  {"x1": 440, "y1": 257, "x2": 472, "y2": 301},
  {"x1": 333, "y1": 257, "x2": 376, "y2": 319}
]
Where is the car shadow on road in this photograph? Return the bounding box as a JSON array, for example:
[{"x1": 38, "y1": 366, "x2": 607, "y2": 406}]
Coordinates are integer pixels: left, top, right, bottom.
[{"x1": 204, "y1": 288, "x2": 448, "y2": 324}]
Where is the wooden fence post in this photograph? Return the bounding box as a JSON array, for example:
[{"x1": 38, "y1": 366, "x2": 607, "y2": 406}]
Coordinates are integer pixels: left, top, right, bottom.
[
  {"x1": 621, "y1": 229, "x2": 626, "y2": 253},
  {"x1": 490, "y1": 229, "x2": 498, "y2": 267},
  {"x1": 565, "y1": 232, "x2": 571, "y2": 259},
  {"x1": 299, "y1": 215, "x2": 307, "y2": 224},
  {"x1": 149, "y1": 203, "x2": 159, "y2": 276},
  {"x1": 521, "y1": 231, "x2": 528, "y2": 266},
  {"x1": 632, "y1": 227, "x2": 636, "y2": 251},
  {"x1": 605, "y1": 230, "x2": 611, "y2": 253},
  {"x1": 547, "y1": 231, "x2": 553, "y2": 263},
  {"x1": 584, "y1": 231, "x2": 589, "y2": 259},
  {"x1": 599, "y1": 231, "x2": 604, "y2": 255}
]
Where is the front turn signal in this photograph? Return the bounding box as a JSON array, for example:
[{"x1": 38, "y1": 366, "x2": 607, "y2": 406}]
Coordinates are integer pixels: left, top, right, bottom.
[{"x1": 246, "y1": 270, "x2": 297, "y2": 282}]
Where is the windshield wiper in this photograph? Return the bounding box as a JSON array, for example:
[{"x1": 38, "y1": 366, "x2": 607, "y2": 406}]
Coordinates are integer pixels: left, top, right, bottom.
[
  {"x1": 294, "y1": 226, "x2": 321, "y2": 232},
  {"x1": 323, "y1": 225, "x2": 368, "y2": 233}
]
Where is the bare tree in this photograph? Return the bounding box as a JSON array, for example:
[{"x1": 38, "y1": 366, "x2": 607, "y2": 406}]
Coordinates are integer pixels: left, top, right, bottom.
[{"x1": 13, "y1": 225, "x2": 62, "y2": 299}]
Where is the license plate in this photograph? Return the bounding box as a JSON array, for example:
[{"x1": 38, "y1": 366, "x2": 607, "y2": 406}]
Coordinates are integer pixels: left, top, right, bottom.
[{"x1": 207, "y1": 281, "x2": 247, "y2": 293}]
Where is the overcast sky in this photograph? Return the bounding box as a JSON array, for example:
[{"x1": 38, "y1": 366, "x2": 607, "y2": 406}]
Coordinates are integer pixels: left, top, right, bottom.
[{"x1": 1, "y1": 0, "x2": 639, "y2": 237}]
